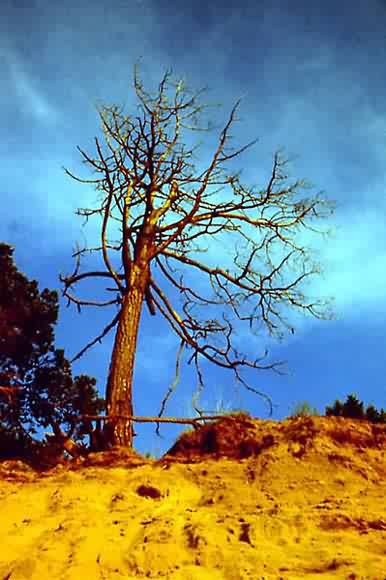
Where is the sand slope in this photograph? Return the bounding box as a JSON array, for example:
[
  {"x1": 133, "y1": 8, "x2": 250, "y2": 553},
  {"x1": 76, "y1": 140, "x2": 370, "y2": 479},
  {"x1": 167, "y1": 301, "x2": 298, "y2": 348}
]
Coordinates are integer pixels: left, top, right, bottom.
[{"x1": 0, "y1": 415, "x2": 385, "y2": 579}]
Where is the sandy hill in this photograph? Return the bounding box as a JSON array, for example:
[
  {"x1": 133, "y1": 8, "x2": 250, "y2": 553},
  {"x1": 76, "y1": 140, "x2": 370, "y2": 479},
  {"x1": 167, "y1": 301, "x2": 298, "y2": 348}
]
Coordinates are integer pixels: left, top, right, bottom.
[{"x1": 0, "y1": 414, "x2": 385, "y2": 580}]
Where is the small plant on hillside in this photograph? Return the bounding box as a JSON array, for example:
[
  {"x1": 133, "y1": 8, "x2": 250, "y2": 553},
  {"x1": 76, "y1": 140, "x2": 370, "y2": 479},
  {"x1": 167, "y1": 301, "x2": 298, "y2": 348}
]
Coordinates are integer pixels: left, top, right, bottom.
[
  {"x1": 221, "y1": 409, "x2": 253, "y2": 420},
  {"x1": 191, "y1": 395, "x2": 252, "y2": 423},
  {"x1": 215, "y1": 406, "x2": 252, "y2": 419},
  {"x1": 288, "y1": 400, "x2": 319, "y2": 418},
  {"x1": 213, "y1": 396, "x2": 235, "y2": 416},
  {"x1": 213, "y1": 398, "x2": 252, "y2": 420},
  {"x1": 144, "y1": 451, "x2": 156, "y2": 459}
]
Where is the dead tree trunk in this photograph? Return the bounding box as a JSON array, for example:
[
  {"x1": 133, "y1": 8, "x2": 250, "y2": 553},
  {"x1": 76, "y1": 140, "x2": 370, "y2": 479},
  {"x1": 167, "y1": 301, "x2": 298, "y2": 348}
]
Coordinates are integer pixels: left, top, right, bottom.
[{"x1": 103, "y1": 260, "x2": 150, "y2": 449}]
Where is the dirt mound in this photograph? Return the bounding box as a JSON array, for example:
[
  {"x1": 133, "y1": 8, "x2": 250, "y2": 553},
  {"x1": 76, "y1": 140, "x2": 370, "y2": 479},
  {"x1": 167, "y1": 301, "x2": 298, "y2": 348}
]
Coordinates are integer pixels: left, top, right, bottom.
[
  {"x1": 164, "y1": 412, "x2": 276, "y2": 461},
  {"x1": 163, "y1": 414, "x2": 386, "y2": 478},
  {"x1": 165, "y1": 413, "x2": 386, "y2": 457}
]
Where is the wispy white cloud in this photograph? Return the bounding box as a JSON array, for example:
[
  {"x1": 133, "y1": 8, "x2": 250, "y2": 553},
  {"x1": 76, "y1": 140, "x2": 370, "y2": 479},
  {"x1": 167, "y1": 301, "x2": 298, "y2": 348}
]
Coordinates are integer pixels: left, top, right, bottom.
[
  {"x1": 2, "y1": 48, "x2": 59, "y2": 123},
  {"x1": 313, "y1": 206, "x2": 386, "y2": 318}
]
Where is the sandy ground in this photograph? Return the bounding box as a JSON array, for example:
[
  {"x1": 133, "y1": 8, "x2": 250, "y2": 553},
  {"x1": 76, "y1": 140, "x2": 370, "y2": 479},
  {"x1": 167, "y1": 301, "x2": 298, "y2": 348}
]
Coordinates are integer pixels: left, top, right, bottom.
[{"x1": 0, "y1": 415, "x2": 385, "y2": 580}]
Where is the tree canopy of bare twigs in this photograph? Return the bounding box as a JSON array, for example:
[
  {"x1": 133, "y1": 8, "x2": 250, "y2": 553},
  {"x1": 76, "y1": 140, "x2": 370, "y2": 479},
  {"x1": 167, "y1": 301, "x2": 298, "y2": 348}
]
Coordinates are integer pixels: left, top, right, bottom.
[{"x1": 60, "y1": 63, "x2": 336, "y2": 450}]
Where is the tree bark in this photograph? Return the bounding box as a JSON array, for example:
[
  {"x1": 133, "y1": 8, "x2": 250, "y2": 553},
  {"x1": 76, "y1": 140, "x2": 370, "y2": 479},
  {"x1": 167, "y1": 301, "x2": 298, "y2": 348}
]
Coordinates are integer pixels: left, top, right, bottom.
[{"x1": 103, "y1": 262, "x2": 149, "y2": 450}]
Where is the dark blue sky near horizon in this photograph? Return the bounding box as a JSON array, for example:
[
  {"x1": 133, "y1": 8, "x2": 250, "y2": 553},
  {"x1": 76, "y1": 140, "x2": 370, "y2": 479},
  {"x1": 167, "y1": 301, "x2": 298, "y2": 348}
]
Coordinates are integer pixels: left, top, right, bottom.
[{"x1": 1, "y1": 0, "x2": 386, "y2": 457}]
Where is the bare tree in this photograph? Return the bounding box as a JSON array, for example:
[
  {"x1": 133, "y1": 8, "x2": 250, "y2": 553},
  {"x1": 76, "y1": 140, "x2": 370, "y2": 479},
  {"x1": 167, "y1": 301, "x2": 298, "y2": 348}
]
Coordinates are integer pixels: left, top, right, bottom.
[{"x1": 60, "y1": 64, "x2": 336, "y2": 450}]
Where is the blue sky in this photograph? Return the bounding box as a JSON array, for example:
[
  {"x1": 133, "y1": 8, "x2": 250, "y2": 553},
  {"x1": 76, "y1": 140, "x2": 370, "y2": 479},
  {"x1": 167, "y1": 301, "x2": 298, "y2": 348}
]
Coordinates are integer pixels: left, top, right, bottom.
[{"x1": 1, "y1": 0, "x2": 386, "y2": 457}]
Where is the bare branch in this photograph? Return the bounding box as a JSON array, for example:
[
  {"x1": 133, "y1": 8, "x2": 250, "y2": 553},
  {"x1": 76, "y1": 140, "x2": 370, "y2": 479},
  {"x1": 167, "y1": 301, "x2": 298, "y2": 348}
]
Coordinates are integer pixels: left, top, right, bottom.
[
  {"x1": 70, "y1": 311, "x2": 120, "y2": 363},
  {"x1": 75, "y1": 412, "x2": 250, "y2": 428},
  {"x1": 156, "y1": 339, "x2": 185, "y2": 436}
]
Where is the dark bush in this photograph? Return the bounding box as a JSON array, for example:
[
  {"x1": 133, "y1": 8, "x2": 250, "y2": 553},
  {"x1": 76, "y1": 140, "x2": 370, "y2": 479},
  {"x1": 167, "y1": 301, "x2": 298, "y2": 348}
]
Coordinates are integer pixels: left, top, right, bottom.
[
  {"x1": 325, "y1": 393, "x2": 385, "y2": 424},
  {"x1": 0, "y1": 242, "x2": 104, "y2": 462}
]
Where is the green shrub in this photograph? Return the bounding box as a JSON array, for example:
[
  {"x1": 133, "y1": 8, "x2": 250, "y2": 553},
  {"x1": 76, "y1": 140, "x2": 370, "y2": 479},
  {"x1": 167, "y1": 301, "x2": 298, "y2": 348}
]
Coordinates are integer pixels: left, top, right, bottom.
[
  {"x1": 144, "y1": 451, "x2": 156, "y2": 459},
  {"x1": 217, "y1": 408, "x2": 252, "y2": 418},
  {"x1": 288, "y1": 401, "x2": 319, "y2": 418}
]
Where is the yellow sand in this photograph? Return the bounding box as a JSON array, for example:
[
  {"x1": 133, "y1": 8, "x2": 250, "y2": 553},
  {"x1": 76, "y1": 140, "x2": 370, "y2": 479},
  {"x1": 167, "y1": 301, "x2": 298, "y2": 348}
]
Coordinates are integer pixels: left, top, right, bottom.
[{"x1": 0, "y1": 416, "x2": 385, "y2": 579}]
